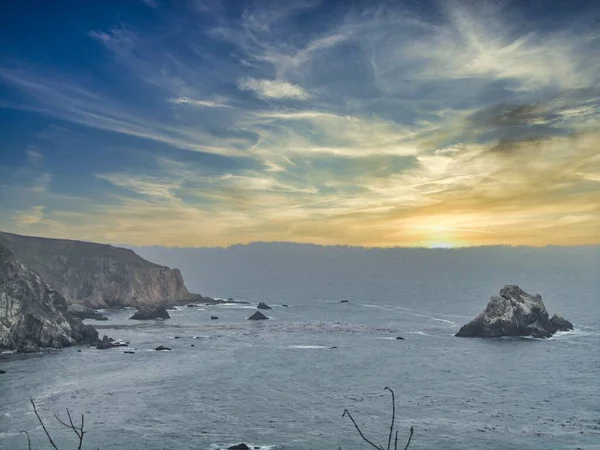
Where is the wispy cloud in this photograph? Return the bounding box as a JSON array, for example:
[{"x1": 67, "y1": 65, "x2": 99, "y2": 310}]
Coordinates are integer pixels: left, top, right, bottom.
[
  {"x1": 15, "y1": 205, "x2": 46, "y2": 226},
  {"x1": 29, "y1": 173, "x2": 52, "y2": 193},
  {"x1": 168, "y1": 97, "x2": 233, "y2": 108},
  {"x1": 26, "y1": 149, "x2": 44, "y2": 167},
  {"x1": 238, "y1": 78, "x2": 310, "y2": 100},
  {"x1": 142, "y1": 0, "x2": 159, "y2": 8}
]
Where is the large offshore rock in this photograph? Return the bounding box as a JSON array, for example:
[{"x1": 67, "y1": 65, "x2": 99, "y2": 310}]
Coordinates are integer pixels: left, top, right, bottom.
[
  {"x1": 0, "y1": 244, "x2": 98, "y2": 351},
  {"x1": 455, "y1": 285, "x2": 573, "y2": 339}
]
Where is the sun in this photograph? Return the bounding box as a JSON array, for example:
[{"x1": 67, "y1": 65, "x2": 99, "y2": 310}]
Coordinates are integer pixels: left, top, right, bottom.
[{"x1": 428, "y1": 241, "x2": 456, "y2": 249}]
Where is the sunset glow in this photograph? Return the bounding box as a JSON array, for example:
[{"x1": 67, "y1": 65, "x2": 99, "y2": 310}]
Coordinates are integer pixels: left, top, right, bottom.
[{"x1": 1, "y1": 1, "x2": 599, "y2": 247}]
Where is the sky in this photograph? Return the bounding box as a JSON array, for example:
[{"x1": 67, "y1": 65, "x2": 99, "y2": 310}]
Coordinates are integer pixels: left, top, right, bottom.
[{"x1": 0, "y1": 0, "x2": 599, "y2": 248}]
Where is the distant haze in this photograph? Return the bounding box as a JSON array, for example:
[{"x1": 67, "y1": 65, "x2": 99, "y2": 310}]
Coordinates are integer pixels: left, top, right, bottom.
[{"x1": 131, "y1": 243, "x2": 599, "y2": 320}]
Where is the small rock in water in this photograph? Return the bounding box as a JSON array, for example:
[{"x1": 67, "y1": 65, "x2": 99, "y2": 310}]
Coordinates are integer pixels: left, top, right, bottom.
[
  {"x1": 174, "y1": 336, "x2": 181, "y2": 339},
  {"x1": 330, "y1": 346, "x2": 338, "y2": 349},
  {"x1": 154, "y1": 345, "x2": 171, "y2": 351},
  {"x1": 190, "y1": 344, "x2": 195, "y2": 347},
  {"x1": 340, "y1": 300, "x2": 349, "y2": 303},
  {"x1": 96, "y1": 335, "x2": 116, "y2": 350},
  {"x1": 281, "y1": 304, "x2": 289, "y2": 307},
  {"x1": 257, "y1": 302, "x2": 272, "y2": 310},
  {"x1": 228, "y1": 444, "x2": 250, "y2": 450},
  {"x1": 396, "y1": 336, "x2": 405, "y2": 340},
  {"x1": 129, "y1": 306, "x2": 170, "y2": 320},
  {"x1": 211, "y1": 316, "x2": 219, "y2": 320},
  {"x1": 77, "y1": 349, "x2": 82, "y2": 352},
  {"x1": 124, "y1": 351, "x2": 135, "y2": 354},
  {"x1": 187, "y1": 304, "x2": 198, "y2": 308},
  {"x1": 0, "y1": 370, "x2": 6, "y2": 374},
  {"x1": 227, "y1": 297, "x2": 234, "y2": 302},
  {"x1": 248, "y1": 311, "x2": 269, "y2": 320}
]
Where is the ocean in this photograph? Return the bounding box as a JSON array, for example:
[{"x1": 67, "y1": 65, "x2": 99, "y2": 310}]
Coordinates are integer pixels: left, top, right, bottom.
[{"x1": 1, "y1": 245, "x2": 599, "y2": 449}]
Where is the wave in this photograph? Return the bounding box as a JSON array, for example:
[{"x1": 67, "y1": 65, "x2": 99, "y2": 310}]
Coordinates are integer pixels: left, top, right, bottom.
[
  {"x1": 405, "y1": 331, "x2": 444, "y2": 338},
  {"x1": 287, "y1": 345, "x2": 328, "y2": 349},
  {"x1": 548, "y1": 327, "x2": 600, "y2": 340},
  {"x1": 413, "y1": 313, "x2": 457, "y2": 326},
  {"x1": 216, "y1": 304, "x2": 257, "y2": 309}
]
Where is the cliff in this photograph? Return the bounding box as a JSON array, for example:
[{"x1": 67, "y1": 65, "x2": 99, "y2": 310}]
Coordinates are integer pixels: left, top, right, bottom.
[
  {"x1": 0, "y1": 232, "x2": 191, "y2": 308},
  {"x1": 455, "y1": 285, "x2": 573, "y2": 338},
  {"x1": 0, "y1": 244, "x2": 98, "y2": 351}
]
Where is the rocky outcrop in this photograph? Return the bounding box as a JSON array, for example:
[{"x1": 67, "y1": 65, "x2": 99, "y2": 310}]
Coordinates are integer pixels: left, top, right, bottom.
[
  {"x1": 248, "y1": 311, "x2": 269, "y2": 320},
  {"x1": 0, "y1": 244, "x2": 98, "y2": 352},
  {"x1": 96, "y1": 335, "x2": 123, "y2": 350},
  {"x1": 68, "y1": 304, "x2": 108, "y2": 321},
  {"x1": 455, "y1": 285, "x2": 573, "y2": 339},
  {"x1": 257, "y1": 302, "x2": 272, "y2": 310},
  {"x1": 154, "y1": 345, "x2": 171, "y2": 351},
  {"x1": 0, "y1": 232, "x2": 191, "y2": 309},
  {"x1": 129, "y1": 307, "x2": 170, "y2": 320}
]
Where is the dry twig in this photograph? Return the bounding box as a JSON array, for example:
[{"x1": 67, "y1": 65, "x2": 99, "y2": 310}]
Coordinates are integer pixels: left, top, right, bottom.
[{"x1": 342, "y1": 387, "x2": 413, "y2": 450}]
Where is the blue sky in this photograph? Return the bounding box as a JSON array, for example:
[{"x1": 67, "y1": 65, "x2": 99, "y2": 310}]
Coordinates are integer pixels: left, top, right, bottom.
[{"x1": 1, "y1": 0, "x2": 599, "y2": 247}]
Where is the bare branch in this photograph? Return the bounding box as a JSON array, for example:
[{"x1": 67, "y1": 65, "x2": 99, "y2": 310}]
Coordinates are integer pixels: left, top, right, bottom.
[
  {"x1": 20, "y1": 430, "x2": 31, "y2": 450},
  {"x1": 29, "y1": 397, "x2": 59, "y2": 450},
  {"x1": 384, "y1": 387, "x2": 395, "y2": 450},
  {"x1": 53, "y1": 412, "x2": 73, "y2": 430},
  {"x1": 67, "y1": 408, "x2": 76, "y2": 431},
  {"x1": 342, "y1": 409, "x2": 384, "y2": 450},
  {"x1": 394, "y1": 430, "x2": 398, "y2": 450},
  {"x1": 403, "y1": 426, "x2": 414, "y2": 450},
  {"x1": 53, "y1": 407, "x2": 85, "y2": 449}
]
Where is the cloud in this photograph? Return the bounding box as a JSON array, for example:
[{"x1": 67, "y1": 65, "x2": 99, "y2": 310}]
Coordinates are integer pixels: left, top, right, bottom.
[
  {"x1": 29, "y1": 173, "x2": 52, "y2": 193},
  {"x1": 238, "y1": 78, "x2": 310, "y2": 100},
  {"x1": 88, "y1": 28, "x2": 137, "y2": 55},
  {"x1": 15, "y1": 205, "x2": 46, "y2": 225},
  {"x1": 400, "y1": 2, "x2": 600, "y2": 91},
  {"x1": 0, "y1": 68, "x2": 250, "y2": 158},
  {"x1": 142, "y1": 0, "x2": 158, "y2": 8},
  {"x1": 168, "y1": 97, "x2": 233, "y2": 108},
  {"x1": 26, "y1": 149, "x2": 44, "y2": 167}
]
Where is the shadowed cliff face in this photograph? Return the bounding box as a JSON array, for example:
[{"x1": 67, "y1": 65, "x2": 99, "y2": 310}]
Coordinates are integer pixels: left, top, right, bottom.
[
  {"x1": 0, "y1": 244, "x2": 98, "y2": 351},
  {"x1": 0, "y1": 232, "x2": 190, "y2": 308}
]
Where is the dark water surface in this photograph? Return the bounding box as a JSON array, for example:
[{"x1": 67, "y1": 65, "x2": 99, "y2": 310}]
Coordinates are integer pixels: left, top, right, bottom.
[{"x1": 1, "y1": 246, "x2": 599, "y2": 449}]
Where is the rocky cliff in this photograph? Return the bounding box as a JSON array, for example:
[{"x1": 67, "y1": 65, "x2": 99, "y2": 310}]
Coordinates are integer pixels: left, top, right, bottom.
[
  {"x1": 0, "y1": 244, "x2": 98, "y2": 351},
  {"x1": 455, "y1": 285, "x2": 573, "y2": 338},
  {"x1": 0, "y1": 232, "x2": 191, "y2": 308}
]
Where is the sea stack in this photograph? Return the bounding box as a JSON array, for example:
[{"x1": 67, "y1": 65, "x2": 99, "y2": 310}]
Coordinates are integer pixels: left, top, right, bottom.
[{"x1": 455, "y1": 285, "x2": 573, "y2": 339}]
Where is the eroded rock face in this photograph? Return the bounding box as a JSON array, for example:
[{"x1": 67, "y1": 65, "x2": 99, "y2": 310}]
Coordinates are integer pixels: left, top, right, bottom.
[
  {"x1": 0, "y1": 232, "x2": 191, "y2": 309},
  {"x1": 0, "y1": 244, "x2": 98, "y2": 352},
  {"x1": 455, "y1": 285, "x2": 573, "y2": 339}
]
